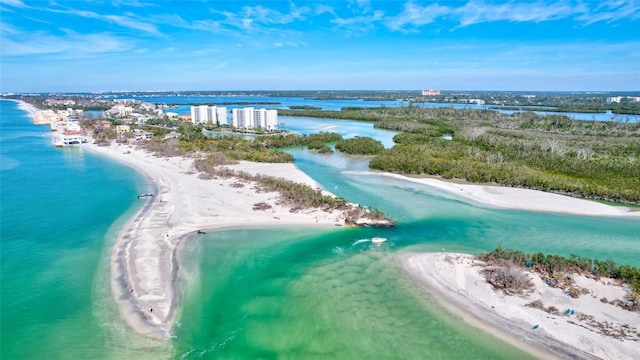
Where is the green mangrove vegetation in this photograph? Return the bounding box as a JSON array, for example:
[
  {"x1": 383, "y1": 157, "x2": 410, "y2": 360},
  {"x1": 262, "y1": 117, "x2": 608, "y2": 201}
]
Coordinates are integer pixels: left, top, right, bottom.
[
  {"x1": 281, "y1": 106, "x2": 640, "y2": 204},
  {"x1": 335, "y1": 136, "x2": 385, "y2": 155}
]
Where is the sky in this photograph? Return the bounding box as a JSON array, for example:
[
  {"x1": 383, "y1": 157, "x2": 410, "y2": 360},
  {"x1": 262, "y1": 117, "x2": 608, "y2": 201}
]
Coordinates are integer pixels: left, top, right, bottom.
[{"x1": 0, "y1": 0, "x2": 638, "y2": 92}]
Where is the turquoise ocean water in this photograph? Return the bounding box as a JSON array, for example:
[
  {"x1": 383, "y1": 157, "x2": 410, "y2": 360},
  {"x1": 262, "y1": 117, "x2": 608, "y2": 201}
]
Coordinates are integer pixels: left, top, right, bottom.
[
  {"x1": 0, "y1": 101, "x2": 170, "y2": 359},
  {"x1": 2, "y1": 100, "x2": 639, "y2": 359}
]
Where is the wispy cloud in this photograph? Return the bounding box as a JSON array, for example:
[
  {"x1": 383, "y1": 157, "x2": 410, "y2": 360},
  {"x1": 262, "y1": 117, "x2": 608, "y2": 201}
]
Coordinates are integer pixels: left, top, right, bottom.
[
  {"x1": 576, "y1": 0, "x2": 640, "y2": 24},
  {"x1": 331, "y1": 10, "x2": 385, "y2": 34},
  {"x1": 51, "y1": 8, "x2": 160, "y2": 35},
  {"x1": 0, "y1": 0, "x2": 26, "y2": 8},
  {"x1": 1, "y1": 30, "x2": 135, "y2": 56},
  {"x1": 110, "y1": 0, "x2": 157, "y2": 8},
  {"x1": 382, "y1": 0, "x2": 638, "y2": 31},
  {"x1": 240, "y1": 4, "x2": 310, "y2": 25},
  {"x1": 455, "y1": 0, "x2": 584, "y2": 27},
  {"x1": 385, "y1": 1, "x2": 449, "y2": 31}
]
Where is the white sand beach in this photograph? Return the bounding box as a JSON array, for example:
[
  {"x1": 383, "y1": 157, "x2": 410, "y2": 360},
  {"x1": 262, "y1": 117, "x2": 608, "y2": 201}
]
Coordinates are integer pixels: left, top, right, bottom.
[
  {"x1": 4, "y1": 98, "x2": 39, "y2": 119},
  {"x1": 382, "y1": 173, "x2": 640, "y2": 217},
  {"x1": 402, "y1": 252, "x2": 640, "y2": 360},
  {"x1": 84, "y1": 141, "x2": 348, "y2": 338}
]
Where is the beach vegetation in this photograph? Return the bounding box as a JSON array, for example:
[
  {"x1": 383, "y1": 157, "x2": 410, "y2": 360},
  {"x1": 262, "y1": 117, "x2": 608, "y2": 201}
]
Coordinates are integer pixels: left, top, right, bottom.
[
  {"x1": 255, "y1": 132, "x2": 343, "y2": 148},
  {"x1": 479, "y1": 246, "x2": 640, "y2": 311},
  {"x1": 139, "y1": 135, "x2": 295, "y2": 164},
  {"x1": 190, "y1": 163, "x2": 392, "y2": 225},
  {"x1": 480, "y1": 264, "x2": 533, "y2": 295}
]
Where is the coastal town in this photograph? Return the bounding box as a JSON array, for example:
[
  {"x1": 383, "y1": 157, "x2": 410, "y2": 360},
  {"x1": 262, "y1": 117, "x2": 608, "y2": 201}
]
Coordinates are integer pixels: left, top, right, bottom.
[{"x1": 24, "y1": 96, "x2": 284, "y2": 148}]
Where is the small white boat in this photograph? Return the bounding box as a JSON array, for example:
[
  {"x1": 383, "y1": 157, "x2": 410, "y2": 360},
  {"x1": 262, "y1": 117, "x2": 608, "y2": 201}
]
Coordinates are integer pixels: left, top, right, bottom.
[{"x1": 371, "y1": 237, "x2": 387, "y2": 243}]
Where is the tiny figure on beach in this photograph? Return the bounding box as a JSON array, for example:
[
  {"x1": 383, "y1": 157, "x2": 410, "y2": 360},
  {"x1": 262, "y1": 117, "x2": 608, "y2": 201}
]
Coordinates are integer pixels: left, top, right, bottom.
[{"x1": 149, "y1": 307, "x2": 153, "y2": 313}]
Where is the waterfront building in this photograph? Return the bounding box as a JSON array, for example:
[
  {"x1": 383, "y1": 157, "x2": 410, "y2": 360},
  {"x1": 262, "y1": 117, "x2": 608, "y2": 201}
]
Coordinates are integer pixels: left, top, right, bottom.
[
  {"x1": 190, "y1": 105, "x2": 228, "y2": 124},
  {"x1": 216, "y1": 107, "x2": 228, "y2": 125},
  {"x1": 60, "y1": 130, "x2": 84, "y2": 145},
  {"x1": 231, "y1": 107, "x2": 252, "y2": 129},
  {"x1": 421, "y1": 90, "x2": 441, "y2": 96},
  {"x1": 232, "y1": 107, "x2": 278, "y2": 130}
]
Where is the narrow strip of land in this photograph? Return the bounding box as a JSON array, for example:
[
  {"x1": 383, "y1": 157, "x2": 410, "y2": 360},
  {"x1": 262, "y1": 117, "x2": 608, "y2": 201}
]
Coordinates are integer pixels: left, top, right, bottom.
[
  {"x1": 380, "y1": 173, "x2": 639, "y2": 217},
  {"x1": 85, "y1": 141, "x2": 349, "y2": 338},
  {"x1": 401, "y1": 252, "x2": 640, "y2": 360}
]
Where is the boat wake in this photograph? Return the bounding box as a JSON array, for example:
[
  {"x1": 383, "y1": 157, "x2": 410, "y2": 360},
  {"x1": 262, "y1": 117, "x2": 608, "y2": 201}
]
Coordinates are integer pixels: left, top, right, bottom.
[{"x1": 352, "y1": 239, "x2": 371, "y2": 246}]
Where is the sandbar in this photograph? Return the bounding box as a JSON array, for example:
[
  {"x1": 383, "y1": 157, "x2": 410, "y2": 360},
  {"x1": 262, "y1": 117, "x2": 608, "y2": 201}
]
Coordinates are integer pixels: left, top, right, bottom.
[
  {"x1": 401, "y1": 252, "x2": 640, "y2": 360},
  {"x1": 380, "y1": 173, "x2": 639, "y2": 217},
  {"x1": 84, "y1": 140, "x2": 348, "y2": 338}
]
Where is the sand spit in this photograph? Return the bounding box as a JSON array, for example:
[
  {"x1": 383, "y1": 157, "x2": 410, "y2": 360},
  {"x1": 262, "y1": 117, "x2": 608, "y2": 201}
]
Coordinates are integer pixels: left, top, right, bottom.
[
  {"x1": 402, "y1": 252, "x2": 640, "y2": 360},
  {"x1": 85, "y1": 141, "x2": 350, "y2": 338},
  {"x1": 381, "y1": 173, "x2": 639, "y2": 217}
]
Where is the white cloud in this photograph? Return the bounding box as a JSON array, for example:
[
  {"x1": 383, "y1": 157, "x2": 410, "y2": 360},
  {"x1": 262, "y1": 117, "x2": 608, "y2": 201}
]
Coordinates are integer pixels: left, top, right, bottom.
[
  {"x1": 382, "y1": 0, "x2": 638, "y2": 31},
  {"x1": 314, "y1": 4, "x2": 335, "y2": 16},
  {"x1": 576, "y1": 0, "x2": 640, "y2": 24},
  {"x1": 240, "y1": 4, "x2": 310, "y2": 25},
  {"x1": 110, "y1": 0, "x2": 156, "y2": 8},
  {"x1": 455, "y1": 0, "x2": 583, "y2": 27},
  {"x1": 331, "y1": 9, "x2": 385, "y2": 35},
  {"x1": 68, "y1": 9, "x2": 160, "y2": 34},
  {"x1": 0, "y1": 0, "x2": 26, "y2": 8},
  {"x1": 1, "y1": 30, "x2": 135, "y2": 56},
  {"x1": 384, "y1": 1, "x2": 450, "y2": 31}
]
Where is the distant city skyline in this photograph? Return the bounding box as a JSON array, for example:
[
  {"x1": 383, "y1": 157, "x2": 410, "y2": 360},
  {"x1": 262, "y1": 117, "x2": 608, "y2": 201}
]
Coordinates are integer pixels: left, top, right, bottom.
[{"x1": 1, "y1": 0, "x2": 638, "y2": 92}]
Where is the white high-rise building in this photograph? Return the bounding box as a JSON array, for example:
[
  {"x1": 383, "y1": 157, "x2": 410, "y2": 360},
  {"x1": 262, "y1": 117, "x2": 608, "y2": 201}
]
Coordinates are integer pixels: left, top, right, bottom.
[
  {"x1": 190, "y1": 105, "x2": 207, "y2": 124},
  {"x1": 231, "y1": 107, "x2": 278, "y2": 130},
  {"x1": 262, "y1": 109, "x2": 278, "y2": 130},
  {"x1": 216, "y1": 107, "x2": 228, "y2": 125},
  {"x1": 190, "y1": 105, "x2": 228, "y2": 124},
  {"x1": 232, "y1": 107, "x2": 253, "y2": 129}
]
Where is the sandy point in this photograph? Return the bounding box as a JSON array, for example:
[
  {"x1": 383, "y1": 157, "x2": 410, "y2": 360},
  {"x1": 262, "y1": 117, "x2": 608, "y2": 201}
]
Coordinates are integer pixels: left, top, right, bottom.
[
  {"x1": 401, "y1": 252, "x2": 640, "y2": 360},
  {"x1": 84, "y1": 141, "x2": 349, "y2": 338}
]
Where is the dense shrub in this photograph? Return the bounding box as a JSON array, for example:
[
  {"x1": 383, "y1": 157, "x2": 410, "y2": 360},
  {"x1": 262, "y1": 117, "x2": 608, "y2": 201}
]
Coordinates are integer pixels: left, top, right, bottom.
[{"x1": 335, "y1": 136, "x2": 385, "y2": 155}]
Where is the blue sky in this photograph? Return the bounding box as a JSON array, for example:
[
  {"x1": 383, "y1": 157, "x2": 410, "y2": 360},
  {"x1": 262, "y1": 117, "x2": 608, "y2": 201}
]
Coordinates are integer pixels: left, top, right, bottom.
[{"x1": 1, "y1": 0, "x2": 638, "y2": 92}]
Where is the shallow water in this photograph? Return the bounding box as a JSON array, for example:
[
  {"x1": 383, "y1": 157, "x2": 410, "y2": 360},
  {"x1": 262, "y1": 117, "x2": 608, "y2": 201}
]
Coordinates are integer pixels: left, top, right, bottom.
[
  {"x1": 174, "y1": 229, "x2": 535, "y2": 359},
  {"x1": 172, "y1": 147, "x2": 639, "y2": 358},
  {"x1": 0, "y1": 101, "x2": 170, "y2": 359},
  {"x1": 2, "y1": 100, "x2": 638, "y2": 359}
]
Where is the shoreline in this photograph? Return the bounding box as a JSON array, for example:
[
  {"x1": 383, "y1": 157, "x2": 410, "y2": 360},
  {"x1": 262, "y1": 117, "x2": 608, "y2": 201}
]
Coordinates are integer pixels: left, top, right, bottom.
[
  {"x1": 3, "y1": 98, "x2": 40, "y2": 118},
  {"x1": 84, "y1": 141, "x2": 349, "y2": 338},
  {"x1": 379, "y1": 172, "x2": 639, "y2": 217},
  {"x1": 401, "y1": 252, "x2": 640, "y2": 360}
]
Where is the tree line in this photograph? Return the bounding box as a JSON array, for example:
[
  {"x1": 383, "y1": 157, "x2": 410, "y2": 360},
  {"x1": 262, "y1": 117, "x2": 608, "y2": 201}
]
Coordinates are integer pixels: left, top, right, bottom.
[{"x1": 281, "y1": 106, "x2": 640, "y2": 204}]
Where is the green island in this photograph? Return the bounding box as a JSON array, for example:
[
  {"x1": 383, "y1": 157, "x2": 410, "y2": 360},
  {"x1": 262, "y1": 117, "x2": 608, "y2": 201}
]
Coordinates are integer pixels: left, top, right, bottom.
[{"x1": 280, "y1": 106, "x2": 640, "y2": 205}]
